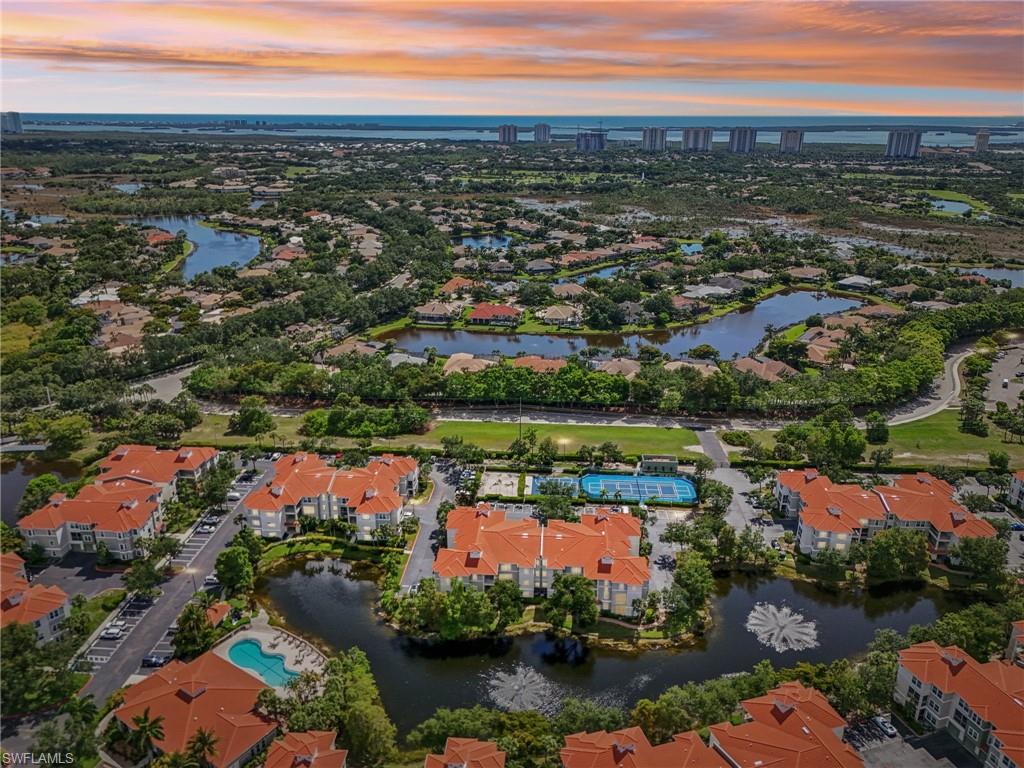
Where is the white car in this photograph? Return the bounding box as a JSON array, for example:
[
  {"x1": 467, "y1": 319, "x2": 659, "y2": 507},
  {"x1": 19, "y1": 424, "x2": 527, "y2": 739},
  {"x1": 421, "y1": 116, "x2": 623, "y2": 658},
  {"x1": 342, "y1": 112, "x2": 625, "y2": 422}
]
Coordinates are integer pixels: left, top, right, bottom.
[
  {"x1": 873, "y1": 716, "x2": 898, "y2": 738},
  {"x1": 99, "y1": 627, "x2": 123, "y2": 640},
  {"x1": 204, "y1": 575, "x2": 221, "y2": 587},
  {"x1": 226, "y1": 491, "x2": 242, "y2": 501},
  {"x1": 107, "y1": 618, "x2": 127, "y2": 630}
]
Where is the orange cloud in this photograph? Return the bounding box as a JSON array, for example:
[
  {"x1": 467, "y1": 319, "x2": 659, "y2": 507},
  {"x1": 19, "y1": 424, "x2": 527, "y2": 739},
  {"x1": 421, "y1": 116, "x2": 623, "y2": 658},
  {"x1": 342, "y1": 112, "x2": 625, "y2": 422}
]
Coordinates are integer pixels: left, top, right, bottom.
[{"x1": 2, "y1": 0, "x2": 1021, "y2": 108}]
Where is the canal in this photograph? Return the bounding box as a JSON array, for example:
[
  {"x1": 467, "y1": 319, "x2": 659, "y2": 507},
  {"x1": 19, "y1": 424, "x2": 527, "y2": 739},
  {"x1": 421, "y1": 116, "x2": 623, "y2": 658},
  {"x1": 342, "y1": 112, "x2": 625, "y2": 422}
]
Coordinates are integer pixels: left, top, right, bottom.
[
  {"x1": 139, "y1": 216, "x2": 262, "y2": 279},
  {"x1": 258, "y1": 562, "x2": 959, "y2": 734},
  {"x1": 380, "y1": 290, "x2": 861, "y2": 359}
]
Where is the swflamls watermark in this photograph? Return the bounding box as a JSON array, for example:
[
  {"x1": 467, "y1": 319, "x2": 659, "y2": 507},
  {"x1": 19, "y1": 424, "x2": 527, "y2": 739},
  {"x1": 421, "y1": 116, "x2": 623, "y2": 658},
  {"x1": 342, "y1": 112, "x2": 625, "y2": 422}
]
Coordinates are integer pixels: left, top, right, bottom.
[{"x1": 1, "y1": 754, "x2": 76, "y2": 765}]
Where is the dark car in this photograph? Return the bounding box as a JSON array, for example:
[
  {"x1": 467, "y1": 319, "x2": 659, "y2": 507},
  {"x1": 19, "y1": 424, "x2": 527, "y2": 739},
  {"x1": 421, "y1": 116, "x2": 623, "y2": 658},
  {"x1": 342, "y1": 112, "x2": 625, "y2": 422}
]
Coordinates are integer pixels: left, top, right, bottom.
[{"x1": 141, "y1": 653, "x2": 170, "y2": 668}]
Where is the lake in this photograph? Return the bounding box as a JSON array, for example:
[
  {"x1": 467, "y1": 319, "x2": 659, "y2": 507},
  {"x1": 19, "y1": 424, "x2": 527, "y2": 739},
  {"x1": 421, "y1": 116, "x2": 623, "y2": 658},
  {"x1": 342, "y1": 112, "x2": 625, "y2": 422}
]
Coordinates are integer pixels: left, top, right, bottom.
[
  {"x1": 556, "y1": 264, "x2": 627, "y2": 284},
  {"x1": 380, "y1": 291, "x2": 861, "y2": 359},
  {"x1": 258, "y1": 563, "x2": 960, "y2": 734},
  {"x1": 461, "y1": 234, "x2": 512, "y2": 251},
  {"x1": 955, "y1": 266, "x2": 1024, "y2": 287},
  {"x1": 930, "y1": 199, "x2": 971, "y2": 215},
  {"x1": 139, "y1": 216, "x2": 261, "y2": 279},
  {"x1": 1, "y1": 458, "x2": 83, "y2": 527}
]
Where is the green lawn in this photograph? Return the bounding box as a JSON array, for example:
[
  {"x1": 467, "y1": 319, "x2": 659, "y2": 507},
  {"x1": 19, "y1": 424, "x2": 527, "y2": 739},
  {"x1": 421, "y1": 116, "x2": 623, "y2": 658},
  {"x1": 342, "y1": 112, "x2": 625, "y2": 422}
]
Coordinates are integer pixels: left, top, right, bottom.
[
  {"x1": 131, "y1": 153, "x2": 163, "y2": 162},
  {"x1": 183, "y1": 413, "x2": 702, "y2": 458},
  {"x1": 79, "y1": 589, "x2": 128, "y2": 634},
  {"x1": 780, "y1": 323, "x2": 807, "y2": 342},
  {"x1": 883, "y1": 409, "x2": 1024, "y2": 468},
  {"x1": 284, "y1": 165, "x2": 316, "y2": 178}
]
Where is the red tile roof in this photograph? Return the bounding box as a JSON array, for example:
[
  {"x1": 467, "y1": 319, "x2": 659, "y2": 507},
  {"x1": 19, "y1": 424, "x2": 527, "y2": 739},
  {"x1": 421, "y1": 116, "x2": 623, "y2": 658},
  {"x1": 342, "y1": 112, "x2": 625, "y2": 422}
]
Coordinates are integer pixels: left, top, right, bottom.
[
  {"x1": 19, "y1": 490, "x2": 159, "y2": 534},
  {"x1": 511, "y1": 355, "x2": 566, "y2": 373},
  {"x1": 710, "y1": 681, "x2": 862, "y2": 768},
  {"x1": 116, "y1": 652, "x2": 275, "y2": 768},
  {"x1": 467, "y1": 303, "x2": 522, "y2": 322},
  {"x1": 561, "y1": 726, "x2": 725, "y2": 768},
  {"x1": 899, "y1": 642, "x2": 1024, "y2": 767},
  {"x1": 265, "y1": 731, "x2": 347, "y2": 768},
  {"x1": 243, "y1": 453, "x2": 416, "y2": 513},
  {"x1": 779, "y1": 470, "x2": 994, "y2": 540},
  {"x1": 205, "y1": 602, "x2": 231, "y2": 627},
  {"x1": 99, "y1": 445, "x2": 219, "y2": 486},
  {"x1": 424, "y1": 738, "x2": 505, "y2": 768},
  {"x1": 435, "y1": 505, "x2": 648, "y2": 586},
  {"x1": 439, "y1": 277, "x2": 480, "y2": 295},
  {"x1": 0, "y1": 559, "x2": 68, "y2": 630}
]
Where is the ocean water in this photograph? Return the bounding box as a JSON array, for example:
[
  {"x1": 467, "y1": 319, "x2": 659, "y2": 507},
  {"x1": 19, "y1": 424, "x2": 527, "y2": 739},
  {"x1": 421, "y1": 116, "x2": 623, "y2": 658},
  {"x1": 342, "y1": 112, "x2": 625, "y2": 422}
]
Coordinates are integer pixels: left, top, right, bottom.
[{"x1": 22, "y1": 114, "x2": 1024, "y2": 146}]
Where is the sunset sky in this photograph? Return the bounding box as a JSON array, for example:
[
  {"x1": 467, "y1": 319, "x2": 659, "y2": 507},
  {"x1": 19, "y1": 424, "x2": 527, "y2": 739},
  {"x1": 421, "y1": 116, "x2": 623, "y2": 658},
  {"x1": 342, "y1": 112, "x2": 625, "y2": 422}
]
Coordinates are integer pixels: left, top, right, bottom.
[{"x1": 2, "y1": 0, "x2": 1021, "y2": 115}]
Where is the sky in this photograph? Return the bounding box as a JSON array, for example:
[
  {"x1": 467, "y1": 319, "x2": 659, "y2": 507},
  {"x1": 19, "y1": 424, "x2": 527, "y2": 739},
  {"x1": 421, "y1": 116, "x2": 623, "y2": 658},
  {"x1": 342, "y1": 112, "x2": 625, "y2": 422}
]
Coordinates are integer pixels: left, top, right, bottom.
[{"x1": 2, "y1": 0, "x2": 1022, "y2": 116}]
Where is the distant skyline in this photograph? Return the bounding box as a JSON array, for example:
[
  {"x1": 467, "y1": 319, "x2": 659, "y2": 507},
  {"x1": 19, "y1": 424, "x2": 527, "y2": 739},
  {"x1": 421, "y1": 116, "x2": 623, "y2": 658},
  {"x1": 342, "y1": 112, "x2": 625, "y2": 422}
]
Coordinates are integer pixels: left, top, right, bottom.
[{"x1": 2, "y1": 1, "x2": 1021, "y2": 116}]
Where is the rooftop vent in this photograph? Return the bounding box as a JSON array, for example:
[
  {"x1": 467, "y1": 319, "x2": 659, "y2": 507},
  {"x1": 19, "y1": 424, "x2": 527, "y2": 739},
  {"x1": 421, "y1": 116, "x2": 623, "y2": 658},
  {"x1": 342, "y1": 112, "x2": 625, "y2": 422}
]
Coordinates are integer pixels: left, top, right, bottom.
[
  {"x1": 611, "y1": 743, "x2": 636, "y2": 763},
  {"x1": 364, "y1": 488, "x2": 376, "y2": 499},
  {"x1": 804, "y1": 469, "x2": 818, "y2": 481},
  {"x1": 941, "y1": 651, "x2": 966, "y2": 671},
  {"x1": 950, "y1": 509, "x2": 967, "y2": 523},
  {"x1": 270, "y1": 486, "x2": 283, "y2": 498},
  {"x1": 773, "y1": 700, "x2": 795, "y2": 716},
  {"x1": 826, "y1": 506, "x2": 842, "y2": 517},
  {"x1": 468, "y1": 550, "x2": 482, "y2": 560},
  {"x1": 177, "y1": 448, "x2": 192, "y2": 460},
  {"x1": 177, "y1": 682, "x2": 207, "y2": 701}
]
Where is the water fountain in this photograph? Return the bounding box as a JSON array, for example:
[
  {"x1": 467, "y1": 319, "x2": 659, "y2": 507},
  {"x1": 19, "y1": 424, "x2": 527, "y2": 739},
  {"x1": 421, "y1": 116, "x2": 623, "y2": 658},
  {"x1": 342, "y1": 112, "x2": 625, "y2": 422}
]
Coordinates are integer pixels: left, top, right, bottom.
[
  {"x1": 745, "y1": 602, "x2": 819, "y2": 652},
  {"x1": 484, "y1": 664, "x2": 570, "y2": 714}
]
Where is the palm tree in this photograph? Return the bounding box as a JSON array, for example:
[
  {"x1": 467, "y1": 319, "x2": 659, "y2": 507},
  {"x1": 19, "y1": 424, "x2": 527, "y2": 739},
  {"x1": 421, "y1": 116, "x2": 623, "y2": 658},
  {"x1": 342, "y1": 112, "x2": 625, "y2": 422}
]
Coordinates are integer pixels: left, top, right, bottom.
[
  {"x1": 186, "y1": 728, "x2": 219, "y2": 765},
  {"x1": 62, "y1": 694, "x2": 98, "y2": 726},
  {"x1": 130, "y1": 708, "x2": 166, "y2": 759},
  {"x1": 153, "y1": 753, "x2": 199, "y2": 768}
]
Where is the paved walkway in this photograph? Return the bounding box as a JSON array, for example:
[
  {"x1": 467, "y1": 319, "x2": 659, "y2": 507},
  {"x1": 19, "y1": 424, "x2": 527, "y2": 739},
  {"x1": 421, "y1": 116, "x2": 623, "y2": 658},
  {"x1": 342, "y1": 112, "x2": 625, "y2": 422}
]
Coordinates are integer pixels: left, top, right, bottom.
[{"x1": 210, "y1": 611, "x2": 326, "y2": 690}]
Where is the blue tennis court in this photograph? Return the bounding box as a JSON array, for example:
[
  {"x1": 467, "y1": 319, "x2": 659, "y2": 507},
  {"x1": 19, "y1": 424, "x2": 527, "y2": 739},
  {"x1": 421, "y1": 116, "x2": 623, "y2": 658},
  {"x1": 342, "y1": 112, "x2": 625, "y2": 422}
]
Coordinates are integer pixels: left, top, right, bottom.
[
  {"x1": 530, "y1": 476, "x2": 578, "y2": 495},
  {"x1": 579, "y1": 473, "x2": 697, "y2": 503}
]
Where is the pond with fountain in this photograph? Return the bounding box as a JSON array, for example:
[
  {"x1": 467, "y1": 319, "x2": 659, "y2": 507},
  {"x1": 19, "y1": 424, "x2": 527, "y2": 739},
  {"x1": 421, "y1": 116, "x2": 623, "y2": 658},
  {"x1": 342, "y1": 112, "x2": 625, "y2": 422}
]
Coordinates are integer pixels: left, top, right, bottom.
[{"x1": 257, "y1": 559, "x2": 962, "y2": 734}]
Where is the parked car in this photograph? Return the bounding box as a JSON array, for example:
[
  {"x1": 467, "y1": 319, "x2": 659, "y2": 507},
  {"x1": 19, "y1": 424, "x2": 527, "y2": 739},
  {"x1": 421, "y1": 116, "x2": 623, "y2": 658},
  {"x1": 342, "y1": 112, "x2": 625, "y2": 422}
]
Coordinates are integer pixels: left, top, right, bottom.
[
  {"x1": 873, "y1": 715, "x2": 898, "y2": 738},
  {"x1": 167, "y1": 622, "x2": 178, "y2": 635},
  {"x1": 141, "y1": 653, "x2": 170, "y2": 668},
  {"x1": 130, "y1": 594, "x2": 154, "y2": 607},
  {"x1": 107, "y1": 618, "x2": 127, "y2": 630},
  {"x1": 203, "y1": 575, "x2": 221, "y2": 587},
  {"x1": 197, "y1": 524, "x2": 217, "y2": 534},
  {"x1": 100, "y1": 627, "x2": 123, "y2": 641},
  {"x1": 226, "y1": 491, "x2": 242, "y2": 501}
]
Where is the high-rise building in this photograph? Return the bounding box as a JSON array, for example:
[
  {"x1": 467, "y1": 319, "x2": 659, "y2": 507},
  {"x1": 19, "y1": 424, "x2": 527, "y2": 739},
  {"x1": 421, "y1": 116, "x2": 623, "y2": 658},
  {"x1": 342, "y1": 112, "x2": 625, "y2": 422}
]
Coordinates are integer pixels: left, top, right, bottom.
[
  {"x1": 682, "y1": 128, "x2": 714, "y2": 152},
  {"x1": 728, "y1": 127, "x2": 758, "y2": 153},
  {"x1": 497, "y1": 124, "x2": 518, "y2": 144},
  {"x1": 779, "y1": 129, "x2": 804, "y2": 154},
  {"x1": 885, "y1": 129, "x2": 922, "y2": 158},
  {"x1": 576, "y1": 130, "x2": 607, "y2": 153},
  {"x1": 533, "y1": 123, "x2": 551, "y2": 144},
  {"x1": 641, "y1": 126, "x2": 667, "y2": 152},
  {"x1": 974, "y1": 129, "x2": 990, "y2": 152},
  {"x1": 1, "y1": 112, "x2": 23, "y2": 134}
]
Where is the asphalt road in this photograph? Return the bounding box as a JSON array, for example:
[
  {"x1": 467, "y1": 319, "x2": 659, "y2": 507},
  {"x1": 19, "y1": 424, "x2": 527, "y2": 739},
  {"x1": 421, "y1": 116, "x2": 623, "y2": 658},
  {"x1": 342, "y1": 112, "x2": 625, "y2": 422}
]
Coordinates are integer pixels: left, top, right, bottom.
[{"x1": 401, "y1": 465, "x2": 456, "y2": 590}]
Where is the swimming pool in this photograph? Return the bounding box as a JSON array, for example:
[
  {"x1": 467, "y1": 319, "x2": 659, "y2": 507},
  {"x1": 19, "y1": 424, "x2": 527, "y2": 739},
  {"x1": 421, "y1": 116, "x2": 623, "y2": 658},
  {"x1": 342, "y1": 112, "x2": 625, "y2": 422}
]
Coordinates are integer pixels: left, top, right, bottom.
[
  {"x1": 227, "y1": 638, "x2": 298, "y2": 687},
  {"x1": 579, "y1": 473, "x2": 697, "y2": 503}
]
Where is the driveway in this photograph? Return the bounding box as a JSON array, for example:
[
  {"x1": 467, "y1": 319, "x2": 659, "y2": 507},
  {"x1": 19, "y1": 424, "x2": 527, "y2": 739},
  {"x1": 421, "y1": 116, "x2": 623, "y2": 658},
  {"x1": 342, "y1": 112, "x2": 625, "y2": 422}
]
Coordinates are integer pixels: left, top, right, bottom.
[
  {"x1": 862, "y1": 729, "x2": 982, "y2": 768},
  {"x1": 30, "y1": 552, "x2": 125, "y2": 598},
  {"x1": 714, "y1": 467, "x2": 787, "y2": 543},
  {"x1": 400, "y1": 465, "x2": 456, "y2": 590},
  {"x1": 646, "y1": 507, "x2": 690, "y2": 591}
]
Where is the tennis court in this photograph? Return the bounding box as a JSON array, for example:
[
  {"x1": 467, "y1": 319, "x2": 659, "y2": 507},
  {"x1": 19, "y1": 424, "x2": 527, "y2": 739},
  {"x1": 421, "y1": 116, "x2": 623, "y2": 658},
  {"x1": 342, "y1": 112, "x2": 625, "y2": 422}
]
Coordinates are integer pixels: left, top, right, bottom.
[{"x1": 579, "y1": 473, "x2": 697, "y2": 503}]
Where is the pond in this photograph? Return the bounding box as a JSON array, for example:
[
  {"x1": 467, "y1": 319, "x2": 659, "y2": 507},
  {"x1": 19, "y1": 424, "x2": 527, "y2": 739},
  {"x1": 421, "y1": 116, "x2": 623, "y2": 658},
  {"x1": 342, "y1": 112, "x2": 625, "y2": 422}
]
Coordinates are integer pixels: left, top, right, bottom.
[
  {"x1": 556, "y1": 264, "x2": 627, "y2": 284},
  {"x1": 460, "y1": 234, "x2": 513, "y2": 251},
  {"x1": 680, "y1": 243, "x2": 704, "y2": 255},
  {"x1": 380, "y1": 291, "x2": 861, "y2": 359},
  {"x1": 930, "y1": 199, "x2": 972, "y2": 215},
  {"x1": 955, "y1": 266, "x2": 1024, "y2": 288},
  {"x1": 138, "y1": 216, "x2": 262, "y2": 280},
  {"x1": 1, "y1": 457, "x2": 83, "y2": 526},
  {"x1": 258, "y1": 563, "x2": 961, "y2": 734}
]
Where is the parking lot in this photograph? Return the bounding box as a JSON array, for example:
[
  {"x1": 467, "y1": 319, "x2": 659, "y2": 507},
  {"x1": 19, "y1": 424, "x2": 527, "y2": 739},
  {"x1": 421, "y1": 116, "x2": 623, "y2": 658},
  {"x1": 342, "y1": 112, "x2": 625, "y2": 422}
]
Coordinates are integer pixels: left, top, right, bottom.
[
  {"x1": 986, "y1": 344, "x2": 1024, "y2": 407},
  {"x1": 82, "y1": 592, "x2": 160, "y2": 666}
]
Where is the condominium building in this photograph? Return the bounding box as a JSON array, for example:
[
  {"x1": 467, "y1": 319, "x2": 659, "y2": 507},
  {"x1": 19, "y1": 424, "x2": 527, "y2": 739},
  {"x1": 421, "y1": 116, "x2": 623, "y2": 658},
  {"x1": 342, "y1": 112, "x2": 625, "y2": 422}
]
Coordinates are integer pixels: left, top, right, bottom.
[
  {"x1": 894, "y1": 641, "x2": 1023, "y2": 768},
  {"x1": 774, "y1": 470, "x2": 995, "y2": 558},
  {"x1": 562, "y1": 726, "x2": 726, "y2": 768},
  {"x1": 0, "y1": 552, "x2": 70, "y2": 643},
  {"x1": 975, "y1": 129, "x2": 991, "y2": 152},
  {"x1": 885, "y1": 129, "x2": 923, "y2": 158},
  {"x1": 433, "y1": 504, "x2": 648, "y2": 615},
  {"x1": 709, "y1": 681, "x2": 863, "y2": 768},
  {"x1": 18, "y1": 445, "x2": 220, "y2": 561},
  {"x1": 1, "y1": 111, "x2": 23, "y2": 134},
  {"x1": 682, "y1": 127, "x2": 714, "y2": 151},
  {"x1": 576, "y1": 130, "x2": 607, "y2": 153},
  {"x1": 779, "y1": 129, "x2": 805, "y2": 154},
  {"x1": 1009, "y1": 470, "x2": 1024, "y2": 508},
  {"x1": 728, "y1": 127, "x2": 758, "y2": 153},
  {"x1": 114, "y1": 651, "x2": 278, "y2": 768},
  {"x1": 425, "y1": 738, "x2": 505, "y2": 768},
  {"x1": 497, "y1": 124, "x2": 518, "y2": 144},
  {"x1": 534, "y1": 123, "x2": 552, "y2": 144},
  {"x1": 641, "y1": 126, "x2": 667, "y2": 152},
  {"x1": 265, "y1": 732, "x2": 348, "y2": 768},
  {"x1": 242, "y1": 453, "x2": 418, "y2": 540}
]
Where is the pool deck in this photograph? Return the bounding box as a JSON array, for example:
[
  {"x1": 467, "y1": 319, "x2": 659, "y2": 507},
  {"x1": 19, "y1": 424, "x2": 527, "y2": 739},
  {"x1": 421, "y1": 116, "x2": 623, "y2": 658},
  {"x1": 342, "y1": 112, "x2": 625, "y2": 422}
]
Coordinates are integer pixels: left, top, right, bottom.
[{"x1": 213, "y1": 610, "x2": 327, "y2": 689}]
